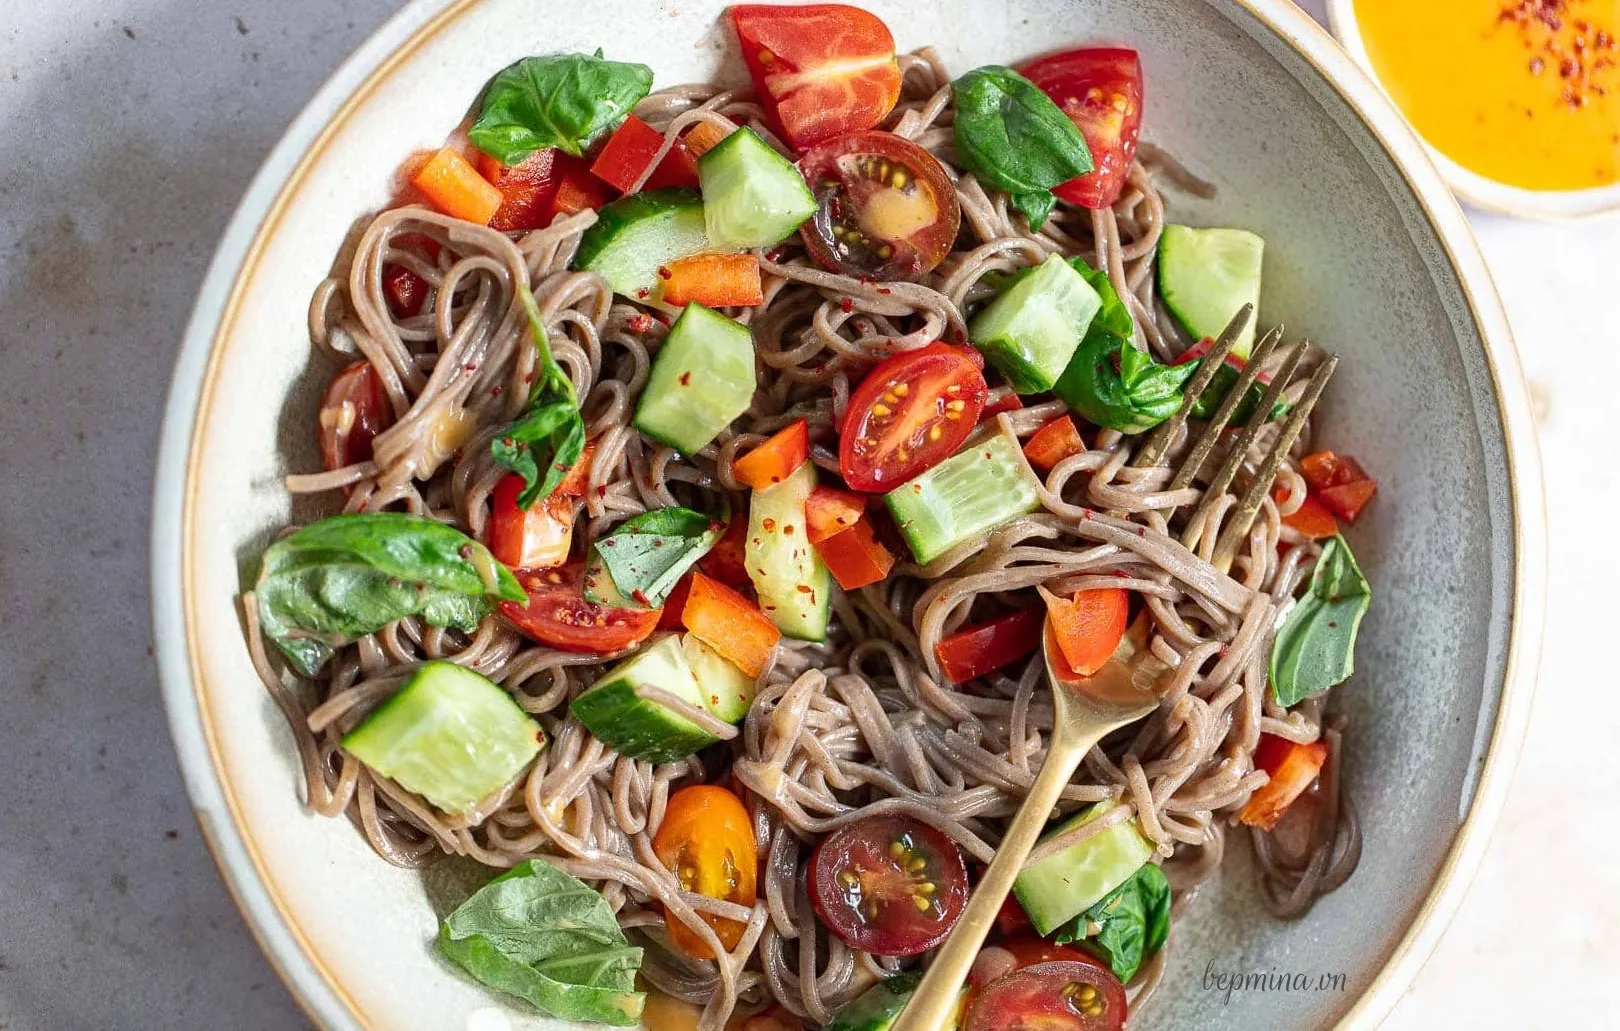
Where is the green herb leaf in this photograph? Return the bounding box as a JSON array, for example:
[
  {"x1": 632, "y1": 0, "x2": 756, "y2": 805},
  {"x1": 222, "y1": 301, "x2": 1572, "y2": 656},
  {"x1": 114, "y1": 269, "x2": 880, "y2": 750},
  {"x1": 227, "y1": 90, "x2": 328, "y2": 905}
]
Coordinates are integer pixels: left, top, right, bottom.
[
  {"x1": 255, "y1": 514, "x2": 525, "y2": 676},
  {"x1": 951, "y1": 66, "x2": 1093, "y2": 230},
  {"x1": 438, "y1": 859, "x2": 645, "y2": 1025},
  {"x1": 1187, "y1": 359, "x2": 1291, "y2": 425},
  {"x1": 1271, "y1": 534, "x2": 1371, "y2": 706},
  {"x1": 469, "y1": 53, "x2": 654, "y2": 164},
  {"x1": 594, "y1": 507, "x2": 722, "y2": 608},
  {"x1": 1053, "y1": 863, "x2": 1171, "y2": 982},
  {"x1": 492, "y1": 286, "x2": 587, "y2": 508},
  {"x1": 1052, "y1": 263, "x2": 1194, "y2": 433}
]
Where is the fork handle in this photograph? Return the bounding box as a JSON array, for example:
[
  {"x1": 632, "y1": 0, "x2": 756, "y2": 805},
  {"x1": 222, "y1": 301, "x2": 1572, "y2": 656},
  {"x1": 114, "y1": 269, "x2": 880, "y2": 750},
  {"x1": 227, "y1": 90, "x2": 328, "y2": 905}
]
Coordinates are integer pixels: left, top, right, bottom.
[{"x1": 888, "y1": 731, "x2": 1098, "y2": 1031}]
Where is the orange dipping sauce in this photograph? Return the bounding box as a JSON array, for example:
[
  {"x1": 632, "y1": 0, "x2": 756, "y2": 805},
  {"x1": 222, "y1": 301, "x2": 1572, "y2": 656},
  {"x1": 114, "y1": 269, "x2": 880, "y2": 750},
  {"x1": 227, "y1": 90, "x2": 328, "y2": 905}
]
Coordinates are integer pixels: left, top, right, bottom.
[{"x1": 1352, "y1": 0, "x2": 1620, "y2": 190}]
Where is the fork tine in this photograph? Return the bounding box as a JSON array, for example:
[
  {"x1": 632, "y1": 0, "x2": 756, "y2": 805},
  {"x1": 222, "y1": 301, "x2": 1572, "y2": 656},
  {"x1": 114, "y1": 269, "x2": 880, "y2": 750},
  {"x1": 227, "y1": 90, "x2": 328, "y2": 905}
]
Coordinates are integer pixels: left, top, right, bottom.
[
  {"x1": 1167, "y1": 326, "x2": 1284, "y2": 492},
  {"x1": 1209, "y1": 354, "x2": 1339, "y2": 572},
  {"x1": 1133, "y1": 304, "x2": 1253, "y2": 470}
]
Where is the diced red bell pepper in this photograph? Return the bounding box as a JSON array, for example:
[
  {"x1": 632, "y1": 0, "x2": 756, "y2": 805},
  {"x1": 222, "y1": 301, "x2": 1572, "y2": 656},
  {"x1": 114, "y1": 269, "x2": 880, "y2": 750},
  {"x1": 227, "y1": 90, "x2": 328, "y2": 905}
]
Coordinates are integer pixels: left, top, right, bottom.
[
  {"x1": 683, "y1": 121, "x2": 731, "y2": 157},
  {"x1": 981, "y1": 389, "x2": 1024, "y2": 420},
  {"x1": 590, "y1": 115, "x2": 702, "y2": 193},
  {"x1": 1042, "y1": 588, "x2": 1129, "y2": 677},
  {"x1": 1299, "y1": 451, "x2": 1376, "y2": 523},
  {"x1": 476, "y1": 148, "x2": 565, "y2": 232},
  {"x1": 934, "y1": 609, "x2": 1044, "y2": 684},
  {"x1": 733, "y1": 420, "x2": 810, "y2": 490},
  {"x1": 1239, "y1": 734, "x2": 1329, "y2": 831},
  {"x1": 813, "y1": 518, "x2": 895, "y2": 591},
  {"x1": 382, "y1": 264, "x2": 430, "y2": 318},
  {"x1": 553, "y1": 155, "x2": 612, "y2": 216},
  {"x1": 698, "y1": 512, "x2": 754, "y2": 593},
  {"x1": 1319, "y1": 479, "x2": 1377, "y2": 523},
  {"x1": 658, "y1": 252, "x2": 764, "y2": 307},
  {"x1": 1275, "y1": 488, "x2": 1339, "y2": 540},
  {"x1": 658, "y1": 573, "x2": 695, "y2": 631},
  {"x1": 682, "y1": 572, "x2": 781, "y2": 678},
  {"x1": 1022, "y1": 416, "x2": 1086, "y2": 472},
  {"x1": 805, "y1": 486, "x2": 867, "y2": 543}
]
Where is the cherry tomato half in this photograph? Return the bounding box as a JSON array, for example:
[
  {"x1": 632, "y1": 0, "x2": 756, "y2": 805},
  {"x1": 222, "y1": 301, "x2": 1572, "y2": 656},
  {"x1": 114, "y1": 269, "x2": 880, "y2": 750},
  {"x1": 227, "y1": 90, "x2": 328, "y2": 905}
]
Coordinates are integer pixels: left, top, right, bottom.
[
  {"x1": 808, "y1": 813, "x2": 968, "y2": 956},
  {"x1": 840, "y1": 344, "x2": 987, "y2": 492},
  {"x1": 798, "y1": 132, "x2": 961, "y2": 280},
  {"x1": 729, "y1": 4, "x2": 902, "y2": 150},
  {"x1": 499, "y1": 561, "x2": 660, "y2": 654},
  {"x1": 966, "y1": 961, "x2": 1127, "y2": 1031},
  {"x1": 317, "y1": 361, "x2": 394, "y2": 472},
  {"x1": 652, "y1": 785, "x2": 758, "y2": 959},
  {"x1": 965, "y1": 937, "x2": 1112, "y2": 1016},
  {"x1": 1019, "y1": 49, "x2": 1144, "y2": 210}
]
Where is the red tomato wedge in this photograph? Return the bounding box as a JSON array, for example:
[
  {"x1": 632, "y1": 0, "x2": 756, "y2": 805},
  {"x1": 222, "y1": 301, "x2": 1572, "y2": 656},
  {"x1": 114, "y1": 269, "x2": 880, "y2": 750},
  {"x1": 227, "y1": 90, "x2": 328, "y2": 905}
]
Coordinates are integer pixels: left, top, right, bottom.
[
  {"x1": 382, "y1": 264, "x2": 430, "y2": 318},
  {"x1": 698, "y1": 513, "x2": 755, "y2": 593},
  {"x1": 1239, "y1": 734, "x2": 1329, "y2": 831},
  {"x1": 934, "y1": 609, "x2": 1044, "y2": 684},
  {"x1": 729, "y1": 4, "x2": 902, "y2": 151},
  {"x1": 798, "y1": 131, "x2": 961, "y2": 279},
  {"x1": 965, "y1": 938, "x2": 1114, "y2": 1016},
  {"x1": 1023, "y1": 416, "x2": 1087, "y2": 473},
  {"x1": 501, "y1": 561, "x2": 660, "y2": 654},
  {"x1": 317, "y1": 361, "x2": 394, "y2": 472},
  {"x1": 488, "y1": 475, "x2": 576, "y2": 570},
  {"x1": 840, "y1": 344, "x2": 988, "y2": 492},
  {"x1": 658, "y1": 252, "x2": 765, "y2": 308},
  {"x1": 653, "y1": 785, "x2": 758, "y2": 959},
  {"x1": 1041, "y1": 588, "x2": 1130, "y2": 677},
  {"x1": 808, "y1": 814, "x2": 968, "y2": 956},
  {"x1": 657, "y1": 574, "x2": 695, "y2": 632},
  {"x1": 1275, "y1": 488, "x2": 1339, "y2": 540},
  {"x1": 682, "y1": 572, "x2": 780, "y2": 678},
  {"x1": 733, "y1": 420, "x2": 811, "y2": 489},
  {"x1": 981, "y1": 389, "x2": 1025, "y2": 421},
  {"x1": 966, "y1": 961, "x2": 1127, "y2": 1031},
  {"x1": 805, "y1": 486, "x2": 867, "y2": 543},
  {"x1": 1019, "y1": 48, "x2": 1144, "y2": 211},
  {"x1": 477, "y1": 148, "x2": 566, "y2": 232},
  {"x1": 590, "y1": 115, "x2": 702, "y2": 193},
  {"x1": 814, "y1": 519, "x2": 895, "y2": 591}
]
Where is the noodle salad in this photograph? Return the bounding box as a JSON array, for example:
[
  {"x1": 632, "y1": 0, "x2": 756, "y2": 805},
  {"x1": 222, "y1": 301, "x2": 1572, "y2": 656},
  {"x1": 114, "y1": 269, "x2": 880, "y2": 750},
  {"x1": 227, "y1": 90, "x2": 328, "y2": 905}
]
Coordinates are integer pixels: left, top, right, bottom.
[{"x1": 249, "y1": 5, "x2": 1378, "y2": 1029}]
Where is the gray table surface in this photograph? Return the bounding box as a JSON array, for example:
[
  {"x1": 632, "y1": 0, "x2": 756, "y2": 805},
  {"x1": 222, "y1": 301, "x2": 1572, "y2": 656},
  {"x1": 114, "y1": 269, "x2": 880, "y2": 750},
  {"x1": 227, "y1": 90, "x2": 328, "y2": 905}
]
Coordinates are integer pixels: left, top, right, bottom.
[{"x1": 4, "y1": 2, "x2": 1617, "y2": 1030}]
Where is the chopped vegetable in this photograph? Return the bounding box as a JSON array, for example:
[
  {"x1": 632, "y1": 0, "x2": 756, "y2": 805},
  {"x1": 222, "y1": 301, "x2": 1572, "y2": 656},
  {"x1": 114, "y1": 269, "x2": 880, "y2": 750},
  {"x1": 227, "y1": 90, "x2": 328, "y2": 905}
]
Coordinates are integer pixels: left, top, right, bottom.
[
  {"x1": 652, "y1": 786, "x2": 758, "y2": 958},
  {"x1": 733, "y1": 419, "x2": 810, "y2": 490},
  {"x1": 469, "y1": 52, "x2": 654, "y2": 163},
  {"x1": 970, "y1": 254, "x2": 1102, "y2": 393},
  {"x1": 884, "y1": 429, "x2": 1042, "y2": 564},
  {"x1": 1172, "y1": 336, "x2": 1288, "y2": 427},
  {"x1": 437, "y1": 859, "x2": 644, "y2": 1024},
  {"x1": 476, "y1": 148, "x2": 565, "y2": 232},
  {"x1": 746, "y1": 461, "x2": 834, "y2": 640},
  {"x1": 1239, "y1": 734, "x2": 1329, "y2": 830},
  {"x1": 808, "y1": 814, "x2": 968, "y2": 956},
  {"x1": 842, "y1": 344, "x2": 988, "y2": 492},
  {"x1": 1158, "y1": 224, "x2": 1264, "y2": 358},
  {"x1": 698, "y1": 513, "x2": 755, "y2": 592},
  {"x1": 343, "y1": 660, "x2": 544, "y2": 816},
  {"x1": 412, "y1": 146, "x2": 504, "y2": 225},
  {"x1": 1276, "y1": 488, "x2": 1339, "y2": 540},
  {"x1": 1054, "y1": 329, "x2": 1194, "y2": 435},
  {"x1": 681, "y1": 633, "x2": 754, "y2": 723},
  {"x1": 797, "y1": 131, "x2": 961, "y2": 279},
  {"x1": 1320, "y1": 479, "x2": 1377, "y2": 523},
  {"x1": 1022, "y1": 415, "x2": 1086, "y2": 472},
  {"x1": 813, "y1": 517, "x2": 895, "y2": 591},
  {"x1": 1011, "y1": 799, "x2": 1156, "y2": 937},
  {"x1": 729, "y1": 4, "x2": 902, "y2": 150},
  {"x1": 658, "y1": 252, "x2": 765, "y2": 308},
  {"x1": 805, "y1": 486, "x2": 867, "y2": 542},
  {"x1": 574, "y1": 189, "x2": 712, "y2": 298},
  {"x1": 489, "y1": 474, "x2": 576, "y2": 570},
  {"x1": 255, "y1": 513, "x2": 525, "y2": 676},
  {"x1": 501, "y1": 561, "x2": 661, "y2": 654},
  {"x1": 699, "y1": 126, "x2": 818, "y2": 250},
  {"x1": 933, "y1": 608, "x2": 1043, "y2": 684},
  {"x1": 571, "y1": 634, "x2": 718, "y2": 761},
  {"x1": 383, "y1": 263, "x2": 430, "y2": 318},
  {"x1": 1270, "y1": 534, "x2": 1371, "y2": 706},
  {"x1": 824, "y1": 974, "x2": 931, "y2": 1031},
  {"x1": 1051, "y1": 863, "x2": 1170, "y2": 982},
  {"x1": 964, "y1": 960, "x2": 1125, "y2": 1031},
  {"x1": 682, "y1": 571, "x2": 781, "y2": 678},
  {"x1": 1301, "y1": 450, "x2": 1378, "y2": 523},
  {"x1": 633, "y1": 302, "x2": 756, "y2": 454},
  {"x1": 951, "y1": 66, "x2": 1094, "y2": 228},
  {"x1": 1019, "y1": 48, "x2": 1144, "y2": 210},
  {"x1": 590, "y1": 115, "x2": 701, "y2": 193},
  {"x1": 552, "y1": 161, "x2": 612, "y2": 215},
  {"x1": 317, "y1": 361, "x2": 393, "y2": 472},
  {"x1": 589, "y1": 507, "x2": 723, "y2": 609},
  {"x1": 491, "y1": 287, "x2": 585, "y2": 508},
  {"x1": 1041, "y1": 588, "x2": 1130, "y2": 677},
  {"x1": 683, "y1": 121, "x2": 730, "y2": 157}
]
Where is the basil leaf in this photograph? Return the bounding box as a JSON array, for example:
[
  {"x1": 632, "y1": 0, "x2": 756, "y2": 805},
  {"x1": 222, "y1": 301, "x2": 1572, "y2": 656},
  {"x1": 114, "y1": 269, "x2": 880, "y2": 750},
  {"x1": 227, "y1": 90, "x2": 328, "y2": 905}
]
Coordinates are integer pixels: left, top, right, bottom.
[
  {"x1": 255, "y1": 514, "x2": 525, "y2": 676},
  {"x1": 438, "y1": 859, "x2": 645, "y2": 1025},
  {"x1": 1187, "y1": 360, "x2": 1291, "y2": 425},
  {"x1": 595, "y1": 507, "x2": 722, "y2": 608},
  {"x1": 952, "y1": 66, "x2": 1093, "y2": 230},
  {"x1": 1271, "y1": 534, "x2": 1372, "y2": 706},
  {"x1": 469, "y1": 53, "x2": 654, "y2": 164},
  {"x1": 493, "y1": 286, "x2": 587, "y2": 508},
  {"x1": 1053, "y1": 863, "x2": 1171, "y2": 982},
  {"x1": 1053, "y1": 265, "x2": 1194, "y2": 433}
]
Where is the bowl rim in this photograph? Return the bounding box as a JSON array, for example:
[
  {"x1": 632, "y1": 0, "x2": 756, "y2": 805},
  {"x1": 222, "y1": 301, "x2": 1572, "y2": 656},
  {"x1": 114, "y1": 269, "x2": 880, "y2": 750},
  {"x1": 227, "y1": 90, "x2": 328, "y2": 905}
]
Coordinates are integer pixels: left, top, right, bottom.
[
  {"x1": 150, "y1": 1, "x2": 1549, "y2": 1028},
  {"x1": 1324, "y1": 0, "x2": 1620, "y2": 221}
]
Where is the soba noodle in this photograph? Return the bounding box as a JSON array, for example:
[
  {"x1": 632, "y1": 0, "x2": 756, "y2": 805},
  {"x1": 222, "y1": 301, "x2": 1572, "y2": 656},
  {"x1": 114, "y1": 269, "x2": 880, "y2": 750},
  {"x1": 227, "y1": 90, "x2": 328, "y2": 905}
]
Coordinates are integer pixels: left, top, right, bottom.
[{"x1": 255, "y1": 48, "x2": 1358, "y2": 1029}]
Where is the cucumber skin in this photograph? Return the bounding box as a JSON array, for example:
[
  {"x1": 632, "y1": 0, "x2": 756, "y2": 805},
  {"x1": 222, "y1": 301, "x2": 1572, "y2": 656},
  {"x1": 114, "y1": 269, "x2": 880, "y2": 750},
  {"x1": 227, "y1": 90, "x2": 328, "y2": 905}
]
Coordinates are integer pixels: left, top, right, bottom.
[
  {"x1": 1157, "y1": 224, "x2": 1263, "y2": 359},
  {"x1": 342, "y1": 660, "x2": 544, "y2": 816},
  {"x1": 824, "y1": 974, "x2": 923, "y2": 1031},
  {"x1": 573, "y1": 189, "x2": 710, "y2": 297},
  {"x1": 571, "y1": 636, "x2": 717, "y2": 763},
  {"x1": 883, "y1": 431, "x2": 1041, "y2": 565},
  {"x1": 1012, "y1": 800, "x2": 1157, "y2": 936},
  {"x1": 746, "y1": 462, "x2": 833, "y2": 641},
  {"x1": 633, "y1": 303, "x2": 756, "y2": 454},
  {"x1": 699, "y1": 127, "x2": 817, "y2": 249}
]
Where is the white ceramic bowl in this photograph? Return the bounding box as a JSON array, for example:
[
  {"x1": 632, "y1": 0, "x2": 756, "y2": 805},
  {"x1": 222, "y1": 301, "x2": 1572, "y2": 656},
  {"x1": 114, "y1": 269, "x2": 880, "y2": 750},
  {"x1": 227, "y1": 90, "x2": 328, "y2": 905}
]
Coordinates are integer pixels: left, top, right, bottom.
[
  {"x1": 1326, "y1": 0, "x2": 1620, "y2": 220},
  {"x1": 151, "y1": 1, "x2": 1547, "y2": 1029}
]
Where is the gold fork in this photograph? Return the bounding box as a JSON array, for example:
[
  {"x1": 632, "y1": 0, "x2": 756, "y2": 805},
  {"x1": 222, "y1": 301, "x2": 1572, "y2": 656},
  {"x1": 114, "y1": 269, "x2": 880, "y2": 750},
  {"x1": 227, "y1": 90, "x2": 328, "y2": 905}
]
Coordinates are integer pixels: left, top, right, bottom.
[{"x1": 889, "y1": 308, "x2": 1339, "y2": 1031}]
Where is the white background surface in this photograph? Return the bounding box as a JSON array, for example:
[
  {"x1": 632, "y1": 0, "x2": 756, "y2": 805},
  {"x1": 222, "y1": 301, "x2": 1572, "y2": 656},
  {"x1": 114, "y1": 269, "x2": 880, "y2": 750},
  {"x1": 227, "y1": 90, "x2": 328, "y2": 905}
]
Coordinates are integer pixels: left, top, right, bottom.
[{"x1": 0, "y1": 1, "x2": 1614, "y2": 1028}]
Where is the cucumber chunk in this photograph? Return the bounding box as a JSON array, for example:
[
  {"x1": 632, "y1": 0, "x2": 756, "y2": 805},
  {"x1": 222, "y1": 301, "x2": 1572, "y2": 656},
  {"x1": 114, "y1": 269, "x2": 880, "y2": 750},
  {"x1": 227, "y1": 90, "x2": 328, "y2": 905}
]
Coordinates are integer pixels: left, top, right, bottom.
[
  {"x1": 826, "y1": 974, "x2": 923, "y2": 1031},
  {"x1": 1158, "y1": 224, "x2": 1264, "y2": 359},
  {"x1": 570, "y1": 635, "x2": 717, "y2": 763},
  {"x1": 342, "y1": 660, "x2": 544, "y2": 816},
  {"x1": 970, "y1": 254, "x2": 1103, "y2": 393},
  {"x1": 574, "y1": 189, "x2": 711, "y2": 298},
  {"x1": 1012, "y1": 799, "x2": 1157, "y2": 936},
  {"x1": 681, "y1": 633, "x2": 755, "y2": 723},
  {"x1": 883, "y1": 428, "x2": 1041, "y2": 564},
  {"x1": 699, "y1": 127, "x2": 817, "y2": 249},
  {"x1": 634, "y1": 303, "x2": 756, "y2": 454},
  {"x1": 746, "y1": 461, "x2": 833, "y2": 641}
]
